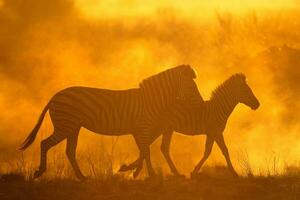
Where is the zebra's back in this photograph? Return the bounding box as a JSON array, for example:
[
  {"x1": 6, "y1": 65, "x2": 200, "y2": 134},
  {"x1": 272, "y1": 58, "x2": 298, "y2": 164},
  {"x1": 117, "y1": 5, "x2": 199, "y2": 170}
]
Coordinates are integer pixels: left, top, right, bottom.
[
  {"x1": 49, "y1": 87, "x2": 143, "y2": 135},
  {"x1": 154, "y1": 102, "x2": 207, "y2": 135}
]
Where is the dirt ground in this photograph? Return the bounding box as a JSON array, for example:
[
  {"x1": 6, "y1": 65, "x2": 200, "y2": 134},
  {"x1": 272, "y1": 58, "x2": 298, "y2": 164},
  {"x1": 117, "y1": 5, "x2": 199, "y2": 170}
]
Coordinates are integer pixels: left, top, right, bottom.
[{"x1": 0, "y1": 173, "x2": 299, "y2": 200}]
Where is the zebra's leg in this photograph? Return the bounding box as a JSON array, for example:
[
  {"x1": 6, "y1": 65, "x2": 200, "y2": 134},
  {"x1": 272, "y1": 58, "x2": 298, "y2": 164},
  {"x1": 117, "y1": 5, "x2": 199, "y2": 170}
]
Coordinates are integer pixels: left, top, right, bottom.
[
  {"x1": 66, "y1": 133, "x2": 87, "y2": 180},
  {"x1": 139, "y1": 145, "x2": 155, "y2": 178},
  {"x1": 140, "y1": 131, "x2": 162, "y2": 178},
  {"x1": 161, "y1": 132, "x2": 181, "y2": 176},
  {"x1": 120, "y1": 132, "x2": 160, "y2": 173},
  {"x1": 128, "y1": 148, "x2": 155, "y2": 178},
  {"x1": 131, "y1": 146, "x2": 155, "y2": 178},
  {"x1": 133, "y1": 155, "x2": 143, "y2": 178},
  {"x1": 34, "y1": 132, "x2": 67, "y2": 179},
  {"x1": 191, "y1": 135, "x2": 214, "y2": 178},
  {"x1": 119, "y1": 157, "x2": 141, "y2": 172},
  {"x1": 119, "y1": 134, "x2": 144, "y2": 178},
  {"x1": 215, "y1": 134, "x2": 238, "y2": 177},
  {"x1": 118, "y1": 133, "x2": 144, "y2": 175},
  {"x1": 128, "y1": 132, "x2": 159, "y2": 178}
]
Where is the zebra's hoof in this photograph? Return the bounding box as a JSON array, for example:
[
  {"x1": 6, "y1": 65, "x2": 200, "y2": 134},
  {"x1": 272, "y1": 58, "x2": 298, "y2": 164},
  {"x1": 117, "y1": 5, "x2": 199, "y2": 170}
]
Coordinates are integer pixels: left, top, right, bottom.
[
  {"x1": 119, "y1": 164, "x2": 129, "y2": 172},
  {"x1": 231, "y1": 171, "x2": 239, "y2": 178},
  {"x1": 190, "y1": 171, "x2": 198, "y2": 180},
  {"x1": 166, "y1": 173, "x2": 185, "y2": 180},
  {"x1": 175, "y1": 174, "x2": 186, "y2": 179},
  {"x1": 133, "y1": 168, "x2": 142, "y2": 179},
  {"x1": 33, "y1": 170, "x2": 44, "y2": 179},
  {"x1": 77, "y1": 175, "x2": 88, "y2": 181},
  {"x1": 144, "y1": 174, "x2": 159, "y2": 182},
  {"x1": 133, "y1": 171, "x2": 139, "y2": 179}
]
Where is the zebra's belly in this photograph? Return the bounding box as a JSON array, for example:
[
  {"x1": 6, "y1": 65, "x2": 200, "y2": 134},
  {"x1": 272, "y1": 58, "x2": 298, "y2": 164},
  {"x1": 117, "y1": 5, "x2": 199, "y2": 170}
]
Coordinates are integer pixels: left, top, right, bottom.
[
  {"x1": 84, "y1": 126, "x2": 133, "y2": 136},
  {"x1": 82, "y1": 120, "x2": 136, "y2": 136},
  {"x1": 174, "y1": 125, "x2": 205, "y2": 136},
  {"x1": 175, "y1": 129, "x2": 200, "y2": 136}
]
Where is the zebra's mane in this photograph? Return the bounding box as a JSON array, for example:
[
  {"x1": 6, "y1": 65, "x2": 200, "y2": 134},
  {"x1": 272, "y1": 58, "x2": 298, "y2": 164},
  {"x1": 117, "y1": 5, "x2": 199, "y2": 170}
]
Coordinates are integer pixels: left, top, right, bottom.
[
  {"x1": 210, "y1": 73, "x2": 246, "y2": 100},
  {"x1": 139, "y1": 65, "x2": 196, "y2": 90}
]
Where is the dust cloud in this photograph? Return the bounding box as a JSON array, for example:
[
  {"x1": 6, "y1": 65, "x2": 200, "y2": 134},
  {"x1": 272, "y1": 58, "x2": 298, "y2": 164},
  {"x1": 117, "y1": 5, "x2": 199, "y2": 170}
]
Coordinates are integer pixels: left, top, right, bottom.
[{"x1": 0, "y1": 0, "x2": 299, "y2": 175}]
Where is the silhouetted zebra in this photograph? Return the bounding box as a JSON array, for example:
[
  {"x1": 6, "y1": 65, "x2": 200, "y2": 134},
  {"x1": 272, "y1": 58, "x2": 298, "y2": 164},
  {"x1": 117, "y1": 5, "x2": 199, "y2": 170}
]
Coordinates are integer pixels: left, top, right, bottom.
[
  {"x1": 121, "y1": 74, "x2": 259, "y2": 178},
  {"x1": 18, "y1": 65, "x2": 203, "y2": 180}
]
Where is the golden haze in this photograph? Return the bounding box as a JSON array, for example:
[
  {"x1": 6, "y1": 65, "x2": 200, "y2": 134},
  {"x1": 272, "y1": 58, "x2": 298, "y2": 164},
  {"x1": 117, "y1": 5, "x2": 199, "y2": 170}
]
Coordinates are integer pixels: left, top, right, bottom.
[{"x1": 0, "y1": 0, "x2": 299, "y2": 175}]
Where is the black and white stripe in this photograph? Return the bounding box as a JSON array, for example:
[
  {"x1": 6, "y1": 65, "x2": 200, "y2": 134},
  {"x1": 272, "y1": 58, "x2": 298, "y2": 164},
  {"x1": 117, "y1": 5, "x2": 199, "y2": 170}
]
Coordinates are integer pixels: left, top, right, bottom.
[
  {"x1": 18, "y1": 65, "x2": 202, "y2": 180},
  {"x1": 125, "y1": 73, "x2": 260, "y2": 177}
]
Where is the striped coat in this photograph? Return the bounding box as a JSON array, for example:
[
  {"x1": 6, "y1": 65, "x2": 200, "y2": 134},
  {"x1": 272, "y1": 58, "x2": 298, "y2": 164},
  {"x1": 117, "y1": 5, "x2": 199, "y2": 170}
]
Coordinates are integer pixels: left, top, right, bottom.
[
  {"x1": 50, "y1": 87, "x2": 143, "y2": 135},
  {"x1": 19, "y1": 65, "x2": 202, "y2": 180},
  {"x1": 122, "y1": 74, "x2": 260, "y2": 178}
]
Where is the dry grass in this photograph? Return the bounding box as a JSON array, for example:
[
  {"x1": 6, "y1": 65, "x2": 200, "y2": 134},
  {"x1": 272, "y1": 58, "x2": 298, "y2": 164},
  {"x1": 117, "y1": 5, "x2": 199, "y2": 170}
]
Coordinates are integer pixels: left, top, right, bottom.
[
  {"x1": 0, "y1": 168, "x2": 299, "y2": 200},
  {"x1": 1, "y1": 146, "x2": 300, "y2": 200},
  {"x1": 1, "y1": 156, "x2": 300, "y2": 200}
]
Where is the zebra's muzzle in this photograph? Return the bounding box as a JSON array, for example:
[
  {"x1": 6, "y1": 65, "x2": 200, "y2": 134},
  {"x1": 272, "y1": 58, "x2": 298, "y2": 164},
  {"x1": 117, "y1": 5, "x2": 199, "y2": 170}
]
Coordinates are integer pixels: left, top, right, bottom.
[{"x1": 251, "y1": 100, "x2": 260, "y2": 110}]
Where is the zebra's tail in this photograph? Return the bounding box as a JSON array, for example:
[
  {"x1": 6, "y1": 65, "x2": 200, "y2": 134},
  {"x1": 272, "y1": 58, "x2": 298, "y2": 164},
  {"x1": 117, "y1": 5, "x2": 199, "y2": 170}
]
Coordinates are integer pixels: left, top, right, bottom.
[{"x1": 18, "y1": 103, "x2": 50, "y2": 151}]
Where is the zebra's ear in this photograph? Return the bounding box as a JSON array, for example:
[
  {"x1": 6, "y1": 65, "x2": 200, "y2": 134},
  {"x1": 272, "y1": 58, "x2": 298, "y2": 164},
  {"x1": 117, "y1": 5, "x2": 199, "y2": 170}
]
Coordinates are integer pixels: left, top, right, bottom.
[
  {"x1": 238, "y1": 73, "x2": 246, "y2": 82},
  {"x1": 242, "y1": 74, "x2": 246, "y2": 82},
  {"x1": 181, "y1": 65, "x2": 196, "y2": 79}
]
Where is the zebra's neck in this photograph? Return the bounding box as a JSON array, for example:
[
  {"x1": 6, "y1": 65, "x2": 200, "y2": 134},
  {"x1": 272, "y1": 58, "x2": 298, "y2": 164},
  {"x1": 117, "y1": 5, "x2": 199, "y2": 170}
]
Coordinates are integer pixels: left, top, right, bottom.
[{"x1": 209, "y1": 84, "x2": 238, "y2": 122}]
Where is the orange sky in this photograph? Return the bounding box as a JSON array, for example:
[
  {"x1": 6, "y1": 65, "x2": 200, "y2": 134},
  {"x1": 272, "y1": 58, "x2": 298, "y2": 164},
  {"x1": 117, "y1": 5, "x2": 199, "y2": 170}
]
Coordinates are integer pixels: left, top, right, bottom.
[{"x1": 0, "y1": 0, "x2": 299, "y2": 176}]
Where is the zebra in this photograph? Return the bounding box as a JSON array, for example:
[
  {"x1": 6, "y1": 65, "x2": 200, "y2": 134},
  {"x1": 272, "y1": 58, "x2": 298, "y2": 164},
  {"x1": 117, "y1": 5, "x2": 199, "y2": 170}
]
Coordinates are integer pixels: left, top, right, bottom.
[
  {"x1": 18, "y1": 65, "x2": 203, "y2": 180},
  {"x1": 120, "y1": 73, "x2": 260, "y2": 178}
]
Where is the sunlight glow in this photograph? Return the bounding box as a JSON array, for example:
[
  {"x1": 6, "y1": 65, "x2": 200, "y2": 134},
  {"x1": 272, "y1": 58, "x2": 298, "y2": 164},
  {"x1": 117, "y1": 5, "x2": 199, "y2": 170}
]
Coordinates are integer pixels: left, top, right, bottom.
[
  {"x1": 1, "y1": 0, "x2": 300, "y2": 177},
  {"x1": 75, "y1": 0, "x2": 298, "y2": 20}
]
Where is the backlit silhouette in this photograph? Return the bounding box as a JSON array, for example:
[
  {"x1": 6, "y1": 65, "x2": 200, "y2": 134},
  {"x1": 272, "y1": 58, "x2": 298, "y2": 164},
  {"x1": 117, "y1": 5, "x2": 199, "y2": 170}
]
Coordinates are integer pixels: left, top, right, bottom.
[
  {"x1": 121, "y1": 74, "x2": 260, "y2": 177},
  {"x1": 18, "y1": 65, "x2": 202, "y2": 180}
]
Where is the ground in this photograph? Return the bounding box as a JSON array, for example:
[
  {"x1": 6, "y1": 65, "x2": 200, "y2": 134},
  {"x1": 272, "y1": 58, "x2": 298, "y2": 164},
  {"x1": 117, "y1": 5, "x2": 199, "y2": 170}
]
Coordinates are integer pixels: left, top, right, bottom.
[{"x1": 0, "y1": 172, "x2": 299, "y2": 200}]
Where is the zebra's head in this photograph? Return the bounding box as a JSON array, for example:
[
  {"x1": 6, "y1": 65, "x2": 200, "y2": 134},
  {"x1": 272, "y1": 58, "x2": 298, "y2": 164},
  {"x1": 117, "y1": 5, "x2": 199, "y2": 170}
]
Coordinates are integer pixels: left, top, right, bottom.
[
  {"x1": 139, "y1": 65, "x2": 203, "y2": 104},
  {"x1": 176, "y1": 65, "x2": 201, "y2": 102},
  {"x1": 234, "y1": 74, "x2": 260, "y2": 110}
]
